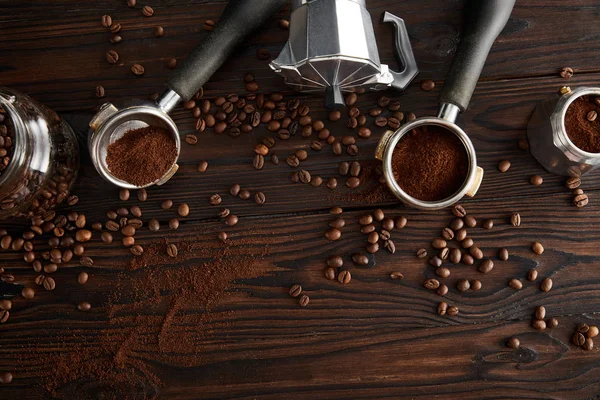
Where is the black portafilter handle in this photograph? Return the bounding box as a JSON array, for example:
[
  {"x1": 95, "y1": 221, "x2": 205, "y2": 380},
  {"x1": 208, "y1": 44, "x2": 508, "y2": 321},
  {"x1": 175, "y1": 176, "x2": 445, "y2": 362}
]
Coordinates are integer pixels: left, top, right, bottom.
[
  {"x1": 167, "y1": 0, "x2": 287, "y2": 101},
  {"x1": 439, "y1": 0, "x2": 516, "y2": 113}
]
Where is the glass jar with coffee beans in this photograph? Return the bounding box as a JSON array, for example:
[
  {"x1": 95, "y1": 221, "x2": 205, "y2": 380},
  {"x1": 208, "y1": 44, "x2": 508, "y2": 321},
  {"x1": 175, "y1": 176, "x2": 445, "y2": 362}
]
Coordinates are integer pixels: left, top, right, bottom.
[{"x1": 0, "y1": 87, "x2": 79, "y2": 220}]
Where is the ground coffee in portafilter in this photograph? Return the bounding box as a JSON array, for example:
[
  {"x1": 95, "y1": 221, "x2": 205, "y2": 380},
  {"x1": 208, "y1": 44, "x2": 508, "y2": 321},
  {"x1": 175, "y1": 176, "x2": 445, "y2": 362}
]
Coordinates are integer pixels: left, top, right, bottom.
[
  {"x1": 105, "y1": 126, "x2": 177, "y2": 187},
  {"x1": 392, "y1": 125, "x2": 469, "y2": 201},
  {"x1": 565, "y1": 95, "x2": 600, "y2": 153}
]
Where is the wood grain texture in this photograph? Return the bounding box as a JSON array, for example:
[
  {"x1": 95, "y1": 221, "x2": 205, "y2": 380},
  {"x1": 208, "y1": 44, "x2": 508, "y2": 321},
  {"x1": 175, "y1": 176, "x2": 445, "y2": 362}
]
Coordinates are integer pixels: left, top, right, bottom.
[{"x1": 1, "y1": 0, "x2": 600, "y2": 399}]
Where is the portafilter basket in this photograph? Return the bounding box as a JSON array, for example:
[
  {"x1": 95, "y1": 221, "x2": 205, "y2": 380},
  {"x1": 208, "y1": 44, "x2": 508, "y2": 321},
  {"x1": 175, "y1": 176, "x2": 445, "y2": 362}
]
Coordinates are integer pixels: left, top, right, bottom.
[
  {"x1": 88, "y1": 0, "x2": 287, "y2": 189},
  {"x1": 376, "y1": 0, "x2": 515, "y2": 210}
]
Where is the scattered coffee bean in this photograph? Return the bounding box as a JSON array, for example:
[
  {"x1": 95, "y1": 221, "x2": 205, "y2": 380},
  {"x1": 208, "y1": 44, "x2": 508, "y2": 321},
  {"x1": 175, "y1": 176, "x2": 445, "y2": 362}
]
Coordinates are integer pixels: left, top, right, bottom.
[
  {"x1": 255, "y1": 192, "x2": 266, "y2": 204},
  {"x1": 470, "y1": 246, "x2": 483, "y2": 259},
  {"x1": 338, "y1": 270, "x2": 351, "y2": 284},
  {"x1": 142, "y1": 5, "x2": 154, "y2": 16},
  {"x1": 421, "y1": 80, "x2": 435, "y2": 91},
  {"x1": 178, "y1": 203, "x2": 190, "y2": 217},
  {"x1": 169, "y1": 218, "x2": 180, "y2": 229},
  {"x1": 527, "y1": 268, "x2": 538, "y2": 282},
  {"x1": 498, "y1": 248, "x2": 509, "y2": 261},
  {"x1": 560, "y1": 67, "x2": 574, "y2": 79},
  {"x1": 442, "y1": 228, "x2": 454, "y2": 241},
  {"x1": 574, "y1": 194, "x2": 589, "y2": 207},
  {"x1": 470, "y1": 279, "x2": 482, "y2": 290},
  {"x1": 452, "y1": 204, "x2": 467, "y2": 218},
  {"x1": 547, "y1": 317, "x2": 559, "y2": 328},
  {"x1": 325, "y1": 228, "x2": 341, "y2": 241},
  {"x1": 432, "y1": 238, "x2": 447, "y2": 249},
  {"x1": 447, "y1": 306, "x2": 459, "y2": 316},
  {"x1": 131, "y1": 63, "x2": 145, "y2": 76},
  {"x1": 457, "y1": 279, "x2": 470, "y2": 292},
  {"x1": 43, "y1": 276, "x2": 56, "y2": 291},
  {"x1": 530, "y1": 175, "x2": 543, "y2": 186},
  {"x1": 498, "y1": 160, "x2": 511, "y2": 172},
  {"x1": 482, "y1": 219, "x2": 494, "y2": 230},
  {"x1": 508, "y1": 279, "x2": 523, "y2": 290},
  {"x1": 437, "y1": 301, "x2": 448, "y2": 316},
  {"x1": 436, "y1": 267, "x2": 450, "y2": 278},
  {"x1": 78, "y1": 302, "x2": 92, "y2": 311},
  {"x1": 0, "y1": 371, "x2": 12, "y2": 383},
  {"x1": 417, "y1": 248, "x2": 427, "y2": 258},
  {"x1": 518, "y1": 139, "x2": 530, "y2": 150},
  {"x1": 573, "y1": 332, "x2": 586, "y2": 346},
  {"x1": 507, "y1": 337, "x2": 520, "y2": 349},
  {"x1": 510, "y1": 213, "x2": 521, "y2": 227},
  {"x1": 131, "y1": 245, "x2": 144, "y2": 256},
  {"x1": 540, "y1": 277, "x2": 553, "y2": 292},
  {"x1": 532, "y1": 242, "x2": 544, "y2": 255},
  {"x1": 106, "y1": 50, "x2": 119, "y2": 64},
  {"x1": 532, "y1": 319, "x2": 546, "y2": 330},
  {"x1": 299, "y1": 294, "x2": 310, "y2": 307},
  {"x1": 587, "y1": 326, "x2": 599, "y2": 338},
  {"x1": 478, "y1": 258, "x2": 494, "y2": 274},
  {"x1": 289, "y1": 284, "x2": 302, "y2": 298},
  {"x1": 424, "y1": 278, "x2": 440, "y2": 290},
  {"x1": 436, "y1": 284, "x2": 448, "y2": 296}
]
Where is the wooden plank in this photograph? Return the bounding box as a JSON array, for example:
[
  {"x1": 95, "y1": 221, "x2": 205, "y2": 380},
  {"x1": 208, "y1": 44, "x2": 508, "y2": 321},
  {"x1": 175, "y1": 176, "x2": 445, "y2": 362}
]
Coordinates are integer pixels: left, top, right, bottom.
[
  {"x1": 0, "y1": 195, "x2": 599, "y2": 398},
  {"x1": 1, "y1": 0, "x2": 600, "y2": 111}
]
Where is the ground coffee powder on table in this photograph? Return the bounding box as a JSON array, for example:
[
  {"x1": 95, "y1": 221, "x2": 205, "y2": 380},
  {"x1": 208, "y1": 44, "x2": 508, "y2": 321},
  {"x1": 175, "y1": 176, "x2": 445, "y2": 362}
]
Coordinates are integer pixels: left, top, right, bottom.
[
  {"x1": 392, "y1": 125, "x2": 468, "y2": 201},
  {"x1": 106, "y1": 126, "x2": 178, "y2": 187},
  {"x1": 565, "y1": 95, "x2": 600, "y2": 153}
]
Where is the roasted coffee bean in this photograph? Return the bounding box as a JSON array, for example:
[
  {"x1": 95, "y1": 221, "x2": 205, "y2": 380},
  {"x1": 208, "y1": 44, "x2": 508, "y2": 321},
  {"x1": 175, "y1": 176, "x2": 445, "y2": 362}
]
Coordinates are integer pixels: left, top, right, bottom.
[
  {"x1": 169, "y1": 218, "x2": 180, "y2": 230},
  {"x1": 449, "y1": 248, "x2": 461, "y2": 264},
  {"x1": 74, "y1": 244, "x2": 85, "y2": 256},
  {"x1": 359, "y1": 224, "x2": 375, "y2": 234},
  {"x1": 298, "y1": 294, "x2": 310, "y2": 307},
  {"x1": 254, "y1": 192, "x2": 266, "y2": 205},
  {"x1": 534, "y1": 305, "x2": 546, "y2": 320},
  {"x1": 387, "y1": 118, "x2": 401, "y2": 130},
  {"x1": 77, "y1": 301, "x2": 91, "y2": 311},
  {"x1": 109, "y1": 22, "x2": 122, "y2": 33},
  {"x1": 464, "y1": 215, "x2": 477, "y2": 228},
  {"x1": 298, "y1": 170, "x2": 311, "y2": 184},
  {"x1": 437, "y1": 301, "x2": 448, "y2": 316},
  {"x1": 238, "y1": 189, "x2": 251, "y2": 200},
  {"x1": 229, "y1": 184, "x2": 241, "y2": 197},
  {"x1": 221, "y1": 215, "x2": 236, "y2": 227},
  {"x1": 420, "y1": 79, "x2": 435, "y2": 91},
  {"x1": 324, "y1": 267, "x2": 336, "y2": 280},
  {"x1": 432, "y1": 238, "x2": 447, "y2": 249},
  {"x1": 450, "y1": 218, "x2": 464, "y2": 231},
  {"x1": 101, "y1": 14, "x2": 113, "y2": 27},
  {"x1": 446, "y1": 305, "x2": 459, "y2": 316},
  {"x1": 366, "y1": 242, "x2": 379, "y2": 254},
  {"x1": 131, "y1": 63, "x2": 145, "y2": 76},
  {"x1": 383, "y1": 240, "x2": 395, "y2": 254},
  {"x1": 573, "y1": 332, "x2": 586, "y2": 346},
  {"x1": 345, "y1": 93, "x2": 358, "y2": 106},
  {"x1": 470, "y1": 279, "x2": 482, "y2": 290},
  {"x1": 95, "y1": 85, "x2": 105, "y2": 98},
  {"x1": 339, "y1": 162, "x2": 349, "y2": 176},
  {"x1": 429, "y1": 256, "x2": 442, "y2": 268},
  {"x1": 478, "y1": 258, "x2": 494, "y2": 274},
  {"x1": 394, "y1": 216, "x2": 407, "y2": 230},
  {"x1": 530, "y1": 175, "x2": 543, "y2": 186},
  {"x1": 574, "y1": 194, "x2": 589, "y2": 207},
  {"x1": 482, "y1": 219, "x2": 494, "y2": 230},
  {"x1": 79, "y1": 256, "x2": 93, "y2": 267},
  {"x1": 508, "y1": 278, "x2": 523, "y2": 289},
  {"x1": 566, "y1": 177, "x2": 581, "y2": 189},
  {"x1": 217, "y1": 231, "x2": 228, "y2": 242},
  {"x1": 358, "y1": 127, "x2": 371, "y2": 139},
  {"x1": 166, "y1": 243, "x2": 178, "y2": 258},
  {"x1": 142, "y1": 5, "x2": 154, "y2": 16},
  {"x1": 178, "y1": 203, "x2": 190, "y2": 217},
  {"x1": 455, "y1": 228, "x2": 467, "y2": 242},
  {"x1": 510, "y1": 213, "x2": 521, "y2": 227},
  {"x1": 346, "y1": 177, "x2": 360, "y2": 188},
  {"x1": 325, "y1": 228, "x2": 341, "y2": 241},
  {"x1": 437, "y1": 284, "x2": 448, "y2": 296},
  {"x1": 532, "y1": 319, "x2": 546, "y2": 331},
  {"x1": 532, "y1": 242, "x2": 544, "y2": 255},
  {"x1": 452, "y1": 204, "x2": 467, "y2": 218},
  {"x1": 311, "y1": 176, "x2": 323, "y2": 187},
  {"x1": 456, "y1": 279, "x2": 470, "y2": 292},
  {"x1": 288, "y1": 284, "x2": 302, "y2": 298},
  {"x1": 442, "y1": 228, "x2": 454, "y2": 241},
  {"x1": 424, "y1": 278, "x2": 440, "y2": 290},
  {"x1": 583, "y1": 338, "x2": 594, "y2": 351},
  {"x1": 526, "y1": 268, "x2": 538, "y2": 282},
  {"x1": 338, "y1": 270, "x2": 351, "y2": 284},
  {"x1": 351, "y1": 253, "x2": 368, "y2": 266},
  {"x1": 129, "y1": 245, "x2": 143, "y2": 256},
  {"x1": 498, "y1": 160, "x2": 511, "y2": 172},
  {"x1": 43, "y1": 276, "x2": 56, "y2": 291},
  {"x1": 326, "y1": 178, "x2": 337, "y2": 190},
  {"x1": 256, "y1": 48, "x2": 271, "y2": 60},
  {"x1": 436, "y1": 267, "x2": 450, "y2": 278},
  {"x1": 75, "y1": 229, "x2": 92, "y2": 242},
  {"x1": 587, "y1": 326, "x2": 599, "y2": 338},
  {"x1": 498, "y1": 248, "x2": 509, "y2": 261},
  {"x1": 417, "y1": 248, "x2": 427, "y2": 258},
  {"x1": 375, "y1": 116, "x2": 387, "y2": 127},
  {"x1": 358, "y1": 214, "x2": 373, "y2": 226},
  {"x1": 540, "y1": 277, "x2": 553, "y2": 292},
  {"x1": 185, "y1": 134, "x2": 198, "y2": 145},
  {"x1": 329, "y1": 218, "x2": 346, "y2": 230},
  {"x1": 0, "y1": 310, "x2": 9, "y2": 324},
  {"x1": 286, "y1": 155, "x2": 300, "y2": 168},
  {"x1": 439, "y1": 248, "x2": 449, "y2": 260},
  {"x1": 469, "y1": 245, "x2": 482, "y2": 259},
  {"x1": 332, "y1": 142, "x2": 342, "y2": 156},
  {"x1": 560, "y1": 66, "x2": 574, "y2": 79},
  {"x1": 106, "y1": 49, "x2": 119, "y2": 64},
  {"x1": 507, "y1": 337, "x2": 520, "y2": 349},
  {"x1": 326, "y1": 255, "x2": 344, "y2": 268},
  {"x1": 371, "y1": 209, "x2": 384, "y2": 222},
  {"x1": 379, "y1": 230, "x2": 391, "y2": 241}
]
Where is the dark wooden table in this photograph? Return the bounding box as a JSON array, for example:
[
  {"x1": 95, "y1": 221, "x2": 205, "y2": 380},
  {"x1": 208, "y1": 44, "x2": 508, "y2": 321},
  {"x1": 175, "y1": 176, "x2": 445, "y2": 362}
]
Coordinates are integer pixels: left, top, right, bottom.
[{"x1": 2, "y1": 0, "x2": 600, "y2": 398}]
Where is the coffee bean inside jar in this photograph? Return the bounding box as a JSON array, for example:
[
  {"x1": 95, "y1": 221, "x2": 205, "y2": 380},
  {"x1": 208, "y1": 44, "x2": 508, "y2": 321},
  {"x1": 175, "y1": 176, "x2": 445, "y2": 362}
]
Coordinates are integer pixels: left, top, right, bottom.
[{"x1": 0, "y1": 88, "x2": 79, "y2": 220}]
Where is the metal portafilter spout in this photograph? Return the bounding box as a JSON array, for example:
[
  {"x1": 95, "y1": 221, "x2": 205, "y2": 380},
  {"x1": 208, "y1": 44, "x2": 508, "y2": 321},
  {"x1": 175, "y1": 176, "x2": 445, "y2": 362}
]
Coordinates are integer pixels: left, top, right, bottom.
[
  {"x1": 88, "y1": 0, "x2": 287, "y2": 189},
  {"x1": 376, "y1": 0, "x2": 516, "y2": 210}
]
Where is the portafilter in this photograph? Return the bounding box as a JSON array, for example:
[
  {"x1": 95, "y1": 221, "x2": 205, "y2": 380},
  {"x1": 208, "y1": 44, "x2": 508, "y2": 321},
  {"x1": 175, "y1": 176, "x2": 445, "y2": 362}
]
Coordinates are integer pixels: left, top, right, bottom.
[
  {"x1": 89, "y1": 0, "x2": 287, "y2": 189},
  {"x1": 376, "y1": 0, "x2": 516, "y2": 210}
]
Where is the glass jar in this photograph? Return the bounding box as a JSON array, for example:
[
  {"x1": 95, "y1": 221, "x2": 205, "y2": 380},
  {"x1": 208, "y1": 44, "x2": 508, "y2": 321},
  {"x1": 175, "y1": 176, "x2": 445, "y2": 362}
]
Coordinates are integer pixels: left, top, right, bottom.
[{"x1": 0, "y1": 87, "x2": 79, "y2": 220}]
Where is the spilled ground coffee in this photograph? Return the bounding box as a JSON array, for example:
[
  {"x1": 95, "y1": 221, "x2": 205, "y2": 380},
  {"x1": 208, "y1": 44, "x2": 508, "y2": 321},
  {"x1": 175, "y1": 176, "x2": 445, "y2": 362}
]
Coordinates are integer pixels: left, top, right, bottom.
[{"x1": 392, "y1": 125, "x2": 468, "y2": 201}]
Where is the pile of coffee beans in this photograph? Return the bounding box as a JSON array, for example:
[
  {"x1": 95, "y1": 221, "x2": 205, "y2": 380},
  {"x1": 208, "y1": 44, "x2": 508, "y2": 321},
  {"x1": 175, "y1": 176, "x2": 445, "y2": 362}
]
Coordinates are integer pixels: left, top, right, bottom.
[
  {"x1": 572, "y1": 323, "x2": 598, "y2": 350},
  {"x1": 530, "y1": 306, "x2": 558, "y2": 330},
  {"x1": 565, "y1": 176, "x2": 589, "y2": 208}
]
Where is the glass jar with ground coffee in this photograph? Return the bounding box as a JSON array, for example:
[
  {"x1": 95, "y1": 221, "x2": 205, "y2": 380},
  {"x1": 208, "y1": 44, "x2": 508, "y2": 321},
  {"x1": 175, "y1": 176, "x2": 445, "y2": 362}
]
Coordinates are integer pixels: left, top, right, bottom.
[
  {"x1": 0, "y1": 87, "x2": 79, "y2": 220},
  {"x1": 528, "y1": 86, "x2": 600, "y2": 176}
]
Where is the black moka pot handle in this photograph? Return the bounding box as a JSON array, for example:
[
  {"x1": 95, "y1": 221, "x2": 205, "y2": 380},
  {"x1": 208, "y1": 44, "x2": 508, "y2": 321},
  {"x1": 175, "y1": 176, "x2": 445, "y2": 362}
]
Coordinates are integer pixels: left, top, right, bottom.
[
  {"x1": 439, "y1": 0, "x2": 516, "y2": 112},
  {"x1": 167, "y1": 0, "x2": 287, "y2": 101}
]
